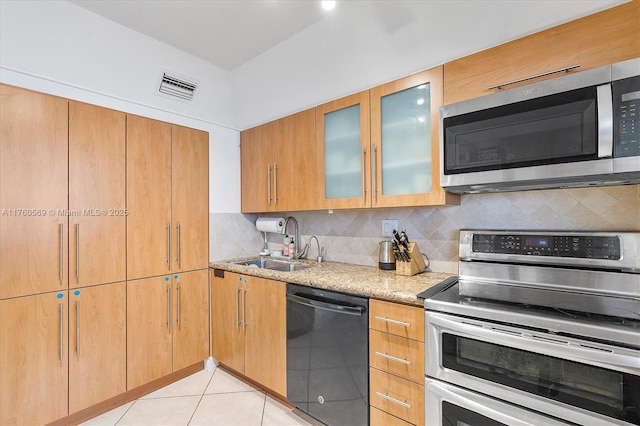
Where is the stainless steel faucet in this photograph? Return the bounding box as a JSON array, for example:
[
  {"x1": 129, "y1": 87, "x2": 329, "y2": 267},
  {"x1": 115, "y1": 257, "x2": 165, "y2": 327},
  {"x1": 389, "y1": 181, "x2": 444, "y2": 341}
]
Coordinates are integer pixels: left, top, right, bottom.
[
  {"x1": 281, "y1": 216, "x2": 301, "y2": 259},
  {"x1": 306, "y1": 235, "x2": 325, "y2": 263}
]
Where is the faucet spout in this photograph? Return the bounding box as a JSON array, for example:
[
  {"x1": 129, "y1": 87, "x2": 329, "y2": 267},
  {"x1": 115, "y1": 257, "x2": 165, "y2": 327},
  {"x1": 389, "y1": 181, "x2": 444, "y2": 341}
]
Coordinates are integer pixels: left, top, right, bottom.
[
  {"x1": 307, "y1": 235, "x2": 324, "y2": 263},
  {"x1": 281, "y1": 216, "x2": 301, "y2": 259}
]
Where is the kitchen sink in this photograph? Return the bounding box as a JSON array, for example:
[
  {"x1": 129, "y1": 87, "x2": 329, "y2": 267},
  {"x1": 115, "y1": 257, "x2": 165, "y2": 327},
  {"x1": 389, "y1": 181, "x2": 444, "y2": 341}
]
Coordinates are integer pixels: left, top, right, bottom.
[{"x1": 232, "y1": 257, "x2": 312, "y2": 272}]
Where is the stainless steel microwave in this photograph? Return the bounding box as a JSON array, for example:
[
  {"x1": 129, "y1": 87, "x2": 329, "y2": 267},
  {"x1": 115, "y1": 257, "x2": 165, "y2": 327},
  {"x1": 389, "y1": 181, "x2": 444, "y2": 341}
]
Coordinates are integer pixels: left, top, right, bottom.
[{"x1": 440, "y1": 58, "x2": 640, "y2": 194}]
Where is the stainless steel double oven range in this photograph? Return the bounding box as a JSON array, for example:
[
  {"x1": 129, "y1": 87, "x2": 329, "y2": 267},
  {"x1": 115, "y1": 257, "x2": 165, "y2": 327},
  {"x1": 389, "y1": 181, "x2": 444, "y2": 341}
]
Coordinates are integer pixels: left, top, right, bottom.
[{"x1": 424, "y1": 230, "x2": 640, "y2": 425}]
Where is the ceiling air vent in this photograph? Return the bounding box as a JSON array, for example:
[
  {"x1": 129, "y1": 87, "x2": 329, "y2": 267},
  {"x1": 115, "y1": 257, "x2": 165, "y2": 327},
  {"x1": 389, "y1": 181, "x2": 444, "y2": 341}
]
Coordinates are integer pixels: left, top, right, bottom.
[{"x1": 158, "y1": 72, "x2": 198, "y2": 101}]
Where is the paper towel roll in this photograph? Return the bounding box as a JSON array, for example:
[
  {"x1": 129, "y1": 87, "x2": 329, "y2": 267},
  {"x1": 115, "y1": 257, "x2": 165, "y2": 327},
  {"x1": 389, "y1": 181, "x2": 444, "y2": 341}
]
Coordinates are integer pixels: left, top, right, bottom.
[{"x1": 256, "y1": 217, "x2": 285, "y2": 233}]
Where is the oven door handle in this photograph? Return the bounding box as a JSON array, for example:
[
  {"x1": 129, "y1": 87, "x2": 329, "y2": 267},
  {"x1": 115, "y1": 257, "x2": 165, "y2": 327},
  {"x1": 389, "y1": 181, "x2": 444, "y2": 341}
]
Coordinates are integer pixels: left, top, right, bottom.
[
  {"x1": 287, "y1": 293, "x2": 364, "y2": 316},
  {"x1": 426, "y1": 312, "x2": 640, "y2": 374},
  {"x1": 426, "y1": 378, "x2": 570, "y2": 426}
]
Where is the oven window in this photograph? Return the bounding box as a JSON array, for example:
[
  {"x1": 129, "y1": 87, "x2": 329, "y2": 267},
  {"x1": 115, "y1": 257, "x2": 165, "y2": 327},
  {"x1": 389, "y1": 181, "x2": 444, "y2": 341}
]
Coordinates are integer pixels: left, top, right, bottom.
[
  {"x1": 443, "y1": 87, "x2": 598, "y2": 175},
  {"x1": 442, "y1": 334, "x2": 639, "y2": 424},
  {"x1": 442, "y1": 401, "x2": 505, "y2": 426}
]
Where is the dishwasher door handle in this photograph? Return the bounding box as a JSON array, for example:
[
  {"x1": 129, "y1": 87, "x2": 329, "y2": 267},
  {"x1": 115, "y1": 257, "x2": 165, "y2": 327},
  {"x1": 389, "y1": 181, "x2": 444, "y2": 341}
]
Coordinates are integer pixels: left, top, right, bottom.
[{"x1": 287, "y1": 293, "x2": 364, "y2": 316}]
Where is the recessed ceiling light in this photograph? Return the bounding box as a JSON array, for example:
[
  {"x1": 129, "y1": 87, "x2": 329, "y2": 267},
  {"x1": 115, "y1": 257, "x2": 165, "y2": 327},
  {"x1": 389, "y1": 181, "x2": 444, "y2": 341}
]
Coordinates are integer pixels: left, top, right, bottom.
[{"x1": 322, "y1": 1, "x2": 336, "y2": 11}]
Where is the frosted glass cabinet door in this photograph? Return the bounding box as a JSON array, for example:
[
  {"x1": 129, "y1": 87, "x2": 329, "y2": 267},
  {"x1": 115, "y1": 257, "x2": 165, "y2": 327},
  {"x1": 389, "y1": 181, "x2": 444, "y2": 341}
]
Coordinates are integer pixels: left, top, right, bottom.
[
  {"x1": 380, "y1": 83, "x2": 432, "y2": 196},
  {"x1": 316, "y1": 91, "x2": 371, "y2": 209},
  {"x1": 371, "y1": 66, "x2": 457, "y2": 207},
  {"x1": 325, "y1": 104, "x2": 361, "y2": 199}
]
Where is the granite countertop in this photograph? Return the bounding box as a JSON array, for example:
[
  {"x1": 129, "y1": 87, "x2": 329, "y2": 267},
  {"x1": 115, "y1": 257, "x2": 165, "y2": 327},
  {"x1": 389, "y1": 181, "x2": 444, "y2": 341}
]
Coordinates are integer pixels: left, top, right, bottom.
[{"x1": 210, "y1": 257, "x2": 456, "y2": 306}]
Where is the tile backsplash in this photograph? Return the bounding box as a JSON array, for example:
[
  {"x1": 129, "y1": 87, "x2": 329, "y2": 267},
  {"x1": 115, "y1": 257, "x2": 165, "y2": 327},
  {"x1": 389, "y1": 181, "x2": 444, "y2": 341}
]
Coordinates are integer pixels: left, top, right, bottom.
[{"x1": 210, "y1": 185, "x2": 640, "y2": 273}]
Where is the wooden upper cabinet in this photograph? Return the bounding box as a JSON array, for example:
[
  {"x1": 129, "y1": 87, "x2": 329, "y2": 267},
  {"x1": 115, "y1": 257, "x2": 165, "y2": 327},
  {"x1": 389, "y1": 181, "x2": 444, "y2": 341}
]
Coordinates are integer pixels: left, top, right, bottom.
[
  {"x1": 240, "y1": 121, "x2": 277, "y2": 213},
  {"x1": 275, "y1": 108, "x2": 317, "y2": 211},
  {"x1": 69, "y1": 102, "x2": 126, "y2": 288},
  {"x1": 444, "y1": 1, "x2": 640, "y2": 104},
  {"x1": 0, "y1": 84, "x2": 69, "y2": 299},
  {"x1": 0, "y1": 292, "x2": 69, "y2": 425},
  {"x1": 316, "y1": 91, "x2": 371, "y2": 210},
  {"x1": 171, "y1": 126, "x2": 209, "y2": 272},
  {"x1": 240, "y1": 109, "x2": 316, "y2": 213},
  {"x1": 126, "y1": 115, "x2": 172, "y2": 280},
  {"x1": 370, "y1": 67, "x2": 458, "y2": 208}
]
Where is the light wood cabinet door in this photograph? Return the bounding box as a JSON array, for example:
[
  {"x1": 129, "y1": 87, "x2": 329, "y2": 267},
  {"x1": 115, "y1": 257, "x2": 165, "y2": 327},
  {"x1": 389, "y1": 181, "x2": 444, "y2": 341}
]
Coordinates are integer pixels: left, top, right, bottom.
[
  {"x1": 126, "y1": 115, "x2": 172, "y2": 280},
  {"x1": 370, "y1": 67, "x2": 458, "y2": 208},
  {"x1": 244, "y1": 276, "x2": 286, "y2": 396},
  {"x1": 171, "y1": 126, "x2": 209, "y2": 272},
  {"x1": 370, "y1": 367, "x2": 424, "y2": 426},
  {"x1": 369, "y1": 299, "x2": 425, "y2": 342},
  {"x1": 316, "y1": 91, "x2": 372, "y2": 210},
  {"x1": 172, "y1": 269, "x2": 210, "y2": 371},
  {"x1": 211, "y1": 271, "x2": 245, "y2": 373},
  {"x1": 0, "y1": 291, "x2": 68, "y2": 425},
  {"x1": 240, "y1": 121, "x2": 276, "y2": 213},
  {"x1": 0, "y1": 84, "x2": 68, "y2": 299},
  {"x1": 275, "y1": 108, "x2": 318, "y2": 212},
  {"x1": 127, "y1": 276, "x2": 173, "y2": 389},
  {"x1": 69, "y1": 282, "x2": 126, "y2": 413},
  {"x1": 69, "y1": 101, "x2": 126, "y2": 288},
  {"x1": 443, "y1": 1, "x2": 640, "y2": 104}
]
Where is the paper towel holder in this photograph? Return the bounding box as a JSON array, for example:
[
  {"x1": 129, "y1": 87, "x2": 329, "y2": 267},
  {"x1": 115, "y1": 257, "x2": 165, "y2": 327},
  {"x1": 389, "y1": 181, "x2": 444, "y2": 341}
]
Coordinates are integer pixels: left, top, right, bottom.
[{"x1": 256, "y1": 217, "x2": 285, "y2": 255}]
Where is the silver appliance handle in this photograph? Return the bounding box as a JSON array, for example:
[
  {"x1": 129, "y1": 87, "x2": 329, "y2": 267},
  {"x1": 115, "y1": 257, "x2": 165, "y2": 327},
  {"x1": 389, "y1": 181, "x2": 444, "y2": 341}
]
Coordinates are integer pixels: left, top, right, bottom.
[
  {"x1": 235, "y1": 284, "x2": 240, "y2": 328},
  {"x1": 176, "y1": 222, "x2": 181, "y2": 268},
  {"x1": 597, "y1": 83, "x2": 614, "y2": 158},
  {"x1": 425, "y1": 378, "x2": 570, "y2": 426},
  {"x1": 361, "y1": 145, "x2": 366, "y2": 198},
  {"x1": 177, "y1": 283, "x2": 181, "y2": 330},
  {"x1": 166, "y1": 284, "x2": 171, "y2": 331},
  {"x1": 287, "y1": 293, "x2": 364, "y2": 316},
  {"x1": 241, "y1": 287, "x2": 247, "y2": 331},
  {"x1": 166, "y1": 223, "x2": 171, "y2": 270},
  {"x1": 267, "y1": 164, "x2": 271, "y2": 205},
  {"x1": 488, "y1": 64, "x2": 580, "y2": 90},
  {"x1": 75, "y1": 223, "x2": 79, "y2": 281},
  {"x1": 426, "y1": 311, "x2": 640, "y2": 375},
  {"x1": 273, "y1": 162, "x2": 278, "y2": 204},
  {"x1": 59, "y1": 224, "x2": 64, "y2": 282},
  {"x1": 76, "y1": 300, "x2": 80, "y2": 356},
  {"x1": 371, "y1": 144, "x2": 377, "y2": 202},
  {"x1": 59, "y1": 303, "x2": 64, "y2": 361}
]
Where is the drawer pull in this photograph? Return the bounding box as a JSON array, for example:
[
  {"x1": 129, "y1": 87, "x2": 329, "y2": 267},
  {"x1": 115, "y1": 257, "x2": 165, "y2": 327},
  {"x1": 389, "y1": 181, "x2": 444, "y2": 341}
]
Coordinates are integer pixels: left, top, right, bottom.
[
  {"x1": 375, "y1": 391, "x2": 411, "y2": 409},
  {"x1": 375, "y1": 351, "x2": 411, "y2": 365},
  {"x1": 375, "y1": 316, "x2": 411, "y2": 327}
]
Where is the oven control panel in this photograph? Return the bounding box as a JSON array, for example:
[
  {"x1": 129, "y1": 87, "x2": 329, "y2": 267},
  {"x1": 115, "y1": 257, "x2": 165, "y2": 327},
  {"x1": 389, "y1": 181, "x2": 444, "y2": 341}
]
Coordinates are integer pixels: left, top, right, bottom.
[{"x1": 472, "y1": 233, "x2": 621, "y2": 259}]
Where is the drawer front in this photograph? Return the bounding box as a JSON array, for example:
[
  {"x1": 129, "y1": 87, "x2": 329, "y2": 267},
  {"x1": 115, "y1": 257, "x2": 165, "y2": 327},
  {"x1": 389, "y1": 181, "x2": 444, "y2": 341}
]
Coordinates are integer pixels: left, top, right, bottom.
[
  {"x1": 370, "y1": 406, "x2": 413, "y2": 426},
  {"x1": 370, "y1": 367, "x2": 425, "y2": 425},
  {"x1": 370, "y1": 299, "x2": 424, "y2": 341},
  {"x1": 370, "y1": 329, "x2": 424, "y2": 383}
]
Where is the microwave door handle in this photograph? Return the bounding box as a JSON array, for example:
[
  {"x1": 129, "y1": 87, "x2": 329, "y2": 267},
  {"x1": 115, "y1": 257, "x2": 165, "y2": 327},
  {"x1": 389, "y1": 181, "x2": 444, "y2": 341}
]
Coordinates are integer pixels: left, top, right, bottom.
[{"x1": 596, "y1": 83, "x2": 613, "y2": 158}]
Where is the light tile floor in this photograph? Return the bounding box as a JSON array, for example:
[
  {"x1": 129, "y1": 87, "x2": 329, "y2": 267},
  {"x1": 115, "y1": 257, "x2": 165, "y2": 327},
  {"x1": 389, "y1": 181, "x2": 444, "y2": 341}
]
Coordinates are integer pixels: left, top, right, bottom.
[{"x1": 81, "y1": 366, "x2": 314, "y2": 426}]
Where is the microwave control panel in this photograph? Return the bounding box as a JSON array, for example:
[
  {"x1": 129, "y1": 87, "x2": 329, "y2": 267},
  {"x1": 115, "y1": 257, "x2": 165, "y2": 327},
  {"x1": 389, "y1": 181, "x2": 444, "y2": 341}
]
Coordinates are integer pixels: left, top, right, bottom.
[
  {"x1": 472, "y1": 233, "x2": 621, "y2": 260},
  {"x1": 613, "y1": 75, "x2": 640, "y2": 158}
]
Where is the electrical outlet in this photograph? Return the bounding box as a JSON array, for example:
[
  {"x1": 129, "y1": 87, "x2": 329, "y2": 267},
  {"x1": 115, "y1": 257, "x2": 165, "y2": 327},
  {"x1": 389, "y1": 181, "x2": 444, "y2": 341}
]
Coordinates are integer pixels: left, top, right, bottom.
[{"x1": 381, "y1": 219, "x2": 399, "y2": 237}]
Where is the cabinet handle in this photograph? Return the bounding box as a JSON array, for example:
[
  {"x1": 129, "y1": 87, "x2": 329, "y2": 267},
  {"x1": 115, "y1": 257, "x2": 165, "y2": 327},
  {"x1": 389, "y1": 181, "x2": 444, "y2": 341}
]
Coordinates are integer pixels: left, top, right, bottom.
[
  {"x1": 375, "y1": 391, "x2": 411, "y2": 409},
  {"x1": 166, "y1": 223, "x2": 171, "y2": 270},
  {"x1": 374, "y1": 315, "x2": 411, "y2": 327},
  {"x1": 235, "y1": 284, "x2": 241, "y2": 328},
  {"x1": 177, "y1": 283, "x2": 181, "y2": 330},
  {"x1": 273, "y1": 162, "x2": 278, "y2": 204},
  {"x1": 59, "y1": 224, "x2": 64, "y2": 282},
  {"x1": 372, "y1": 145, "x2": 377, "y2": 202},
  {"x1": 241, "y1": 287, "x2": 247, "y2": 331},
  {"x1": 75, "y1": 224, "x2": 80, "y2": 281},
  {"x1": 167, "y1": 284, "x2": 171, "y2": 331},
  {"x1": 59, "y1": 303, "x2": 64, "y2": 361},
  {"x1": 488, "y1": 64, "x2": 580, "y2": 90},
  {"x1": 76, "y1": 300, "x2": 80, "y2": 357},
  {"x1": 375, "y1": 351, "x2": 411, "y2": 365},
  {"x1": 267, "y1": 164, "x2": 271, "y2": 205},
  {"x1": 361, "y1": 146, "x2": 366, "y2": 198},
  {"x1": 176, "y1": 222, "x2": 181, "y2": 268}
]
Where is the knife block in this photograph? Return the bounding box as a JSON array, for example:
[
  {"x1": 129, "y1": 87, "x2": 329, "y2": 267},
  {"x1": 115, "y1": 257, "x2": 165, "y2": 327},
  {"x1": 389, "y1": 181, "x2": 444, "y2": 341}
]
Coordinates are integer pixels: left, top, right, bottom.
[{"x1": 396, "y1": 242, "x2": 426, "y2": 276}]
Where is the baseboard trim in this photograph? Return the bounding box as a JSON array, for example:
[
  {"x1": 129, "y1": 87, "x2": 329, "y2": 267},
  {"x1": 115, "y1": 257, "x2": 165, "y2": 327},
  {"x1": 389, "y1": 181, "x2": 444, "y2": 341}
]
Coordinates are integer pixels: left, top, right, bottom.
[{"x1": 47, "y1": 362, "x2": 203, "y2": 426}]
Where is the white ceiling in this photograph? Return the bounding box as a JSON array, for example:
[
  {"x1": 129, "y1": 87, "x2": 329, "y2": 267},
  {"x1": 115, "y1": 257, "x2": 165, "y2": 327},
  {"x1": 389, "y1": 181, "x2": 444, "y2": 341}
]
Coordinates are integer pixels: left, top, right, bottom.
[{"x1": 69, "y1": 0, "x2": 330, "y2": 70}]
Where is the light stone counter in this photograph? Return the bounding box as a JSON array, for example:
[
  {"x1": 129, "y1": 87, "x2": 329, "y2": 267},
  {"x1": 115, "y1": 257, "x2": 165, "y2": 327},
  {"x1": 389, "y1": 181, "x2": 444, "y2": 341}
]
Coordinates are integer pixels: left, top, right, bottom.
[{"x1": 210, "y1": 257, "x2": 456, "y2": 306}]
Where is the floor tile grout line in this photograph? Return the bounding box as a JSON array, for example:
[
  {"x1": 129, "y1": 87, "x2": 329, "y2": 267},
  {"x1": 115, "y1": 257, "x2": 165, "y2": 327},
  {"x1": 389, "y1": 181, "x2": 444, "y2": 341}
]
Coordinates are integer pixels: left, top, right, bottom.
[
  {"x1": 186, "y1": 367, "x2": 217, "y2": 426},
  {"x1": 259, "y1": 391, "x2": 267, "y2": 426}
]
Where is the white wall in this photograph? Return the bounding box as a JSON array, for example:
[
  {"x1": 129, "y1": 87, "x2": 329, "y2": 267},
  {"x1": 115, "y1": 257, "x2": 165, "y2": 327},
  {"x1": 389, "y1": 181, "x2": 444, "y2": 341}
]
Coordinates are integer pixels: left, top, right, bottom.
[
  {"x1": 231, "y1": 0, "x2": 622, "y2": 129},
  {"x1": 0, "y1": 0, "x2": 241, "y2": 213}
]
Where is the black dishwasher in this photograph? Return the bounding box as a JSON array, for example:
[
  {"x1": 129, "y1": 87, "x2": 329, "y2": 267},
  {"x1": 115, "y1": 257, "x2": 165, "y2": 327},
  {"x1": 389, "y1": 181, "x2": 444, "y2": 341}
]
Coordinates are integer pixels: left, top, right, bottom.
[{"x1": 286, "y1": 283, "x2": 369, "y2": 426}]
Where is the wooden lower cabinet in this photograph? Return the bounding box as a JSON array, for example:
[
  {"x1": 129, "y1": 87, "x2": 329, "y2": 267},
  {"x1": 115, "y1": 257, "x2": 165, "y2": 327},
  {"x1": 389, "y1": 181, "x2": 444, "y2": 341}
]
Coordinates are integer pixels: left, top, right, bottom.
[
  {"x1": 127, "y1": 269, "x2": 209, "y2": 389},
  {"x1": 69, "y1": 282, "x2": 126, "y2": 414},
  {"x1": 369, "y1": 299, "x2": 425, "y2": 425},
  {"x1": 0, "y1": 291, "x2": 69, "y2": 426},
  {"x1": 211, "y1": 271, "x2": 286, "y2": 395}
]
